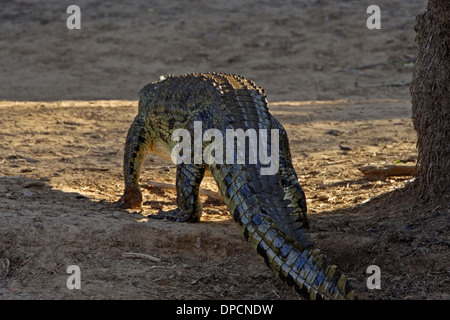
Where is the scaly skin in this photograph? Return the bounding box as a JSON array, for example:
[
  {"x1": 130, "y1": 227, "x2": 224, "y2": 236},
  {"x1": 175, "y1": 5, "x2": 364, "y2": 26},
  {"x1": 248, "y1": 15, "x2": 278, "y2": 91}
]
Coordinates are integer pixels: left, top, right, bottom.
[{"x1": 118, "y1": 72, "x2": 356, "y2": 300}]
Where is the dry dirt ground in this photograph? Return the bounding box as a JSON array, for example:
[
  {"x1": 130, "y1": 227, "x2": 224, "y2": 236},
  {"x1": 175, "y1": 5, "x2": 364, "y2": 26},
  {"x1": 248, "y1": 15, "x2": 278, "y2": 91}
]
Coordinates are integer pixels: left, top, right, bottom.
[{"x1": 0, "y1": 0, "x2": 448, "y2": 300}]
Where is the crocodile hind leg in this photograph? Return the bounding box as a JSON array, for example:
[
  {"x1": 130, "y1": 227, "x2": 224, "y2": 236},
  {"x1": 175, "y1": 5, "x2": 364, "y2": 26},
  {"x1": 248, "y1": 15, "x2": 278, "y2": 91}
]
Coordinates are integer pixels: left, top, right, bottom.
[
  {"x1": 274, "y1": 120, "x2": 309, "y2": 228},
  {"x1": 150, "y1": 163, "x2": 206, "y2": 222},
  {"x1": 279, "y1": 162, "x2": 309, "y2": 229}
]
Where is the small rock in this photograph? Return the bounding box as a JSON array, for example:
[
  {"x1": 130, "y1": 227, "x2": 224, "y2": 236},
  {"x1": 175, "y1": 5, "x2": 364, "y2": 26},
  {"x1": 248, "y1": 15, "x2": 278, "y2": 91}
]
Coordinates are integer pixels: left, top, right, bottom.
[
  {"x1": 325, "y1": 129, "x2": 341, "y2": 136},
  {"x1": 339, "y1": 144, "x2": 352, "y2": 151},
  {"x1": 23, "y1": 181, "x2": 46, "y2": 188}
]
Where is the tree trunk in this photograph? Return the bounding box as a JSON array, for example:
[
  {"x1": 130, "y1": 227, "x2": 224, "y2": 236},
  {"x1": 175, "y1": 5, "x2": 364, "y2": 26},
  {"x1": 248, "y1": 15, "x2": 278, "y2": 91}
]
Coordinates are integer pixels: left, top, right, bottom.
[{"x1": 410, "y1": 0, "x2": 450, "y2": 201}]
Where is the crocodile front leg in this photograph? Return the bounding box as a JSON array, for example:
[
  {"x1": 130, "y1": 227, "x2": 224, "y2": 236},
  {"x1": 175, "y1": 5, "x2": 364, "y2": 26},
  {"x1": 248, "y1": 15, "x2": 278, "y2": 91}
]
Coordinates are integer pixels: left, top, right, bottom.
[{"x1": 150, "y1": 163, "x2": 206, "y2": 222}]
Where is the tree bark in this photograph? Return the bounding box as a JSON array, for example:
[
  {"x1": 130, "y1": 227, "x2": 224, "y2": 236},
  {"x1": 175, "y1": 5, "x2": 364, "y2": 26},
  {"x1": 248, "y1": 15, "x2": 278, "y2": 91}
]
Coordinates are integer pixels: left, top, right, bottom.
[{"x1": 410, "y1": 0, "x2": 450, "y2": 201}]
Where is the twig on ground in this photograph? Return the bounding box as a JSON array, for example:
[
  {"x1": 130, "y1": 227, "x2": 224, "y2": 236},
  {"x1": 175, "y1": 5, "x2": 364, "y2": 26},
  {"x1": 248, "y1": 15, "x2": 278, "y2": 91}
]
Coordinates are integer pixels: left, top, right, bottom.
[
  {"x1": 334, "y1": 62, "x2": 387, "y2": 74},
  {"x1": 359, "y1": 164, "x2": 416, "y2": 181},
  {"x1": 122, "y1": 252, "x2": 162, "y2": 263},
  {"x1": 355, "y1": 81, "x2": 411, "y2": 88}
]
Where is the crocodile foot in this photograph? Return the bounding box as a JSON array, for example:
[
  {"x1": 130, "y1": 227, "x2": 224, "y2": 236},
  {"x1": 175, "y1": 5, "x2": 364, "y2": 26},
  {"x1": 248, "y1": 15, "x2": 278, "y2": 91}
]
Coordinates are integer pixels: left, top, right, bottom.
[
  {"x1": 117, "y1": 183, "x2": 143, "y2": 209},
  {"x1": 149, "y1": 208, "x2": 200, "y2": 223}
]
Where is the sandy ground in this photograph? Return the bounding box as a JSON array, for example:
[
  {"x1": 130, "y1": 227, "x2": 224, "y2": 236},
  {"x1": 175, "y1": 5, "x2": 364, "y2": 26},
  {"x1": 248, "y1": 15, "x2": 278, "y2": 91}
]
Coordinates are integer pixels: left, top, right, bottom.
[{"x1": 0, "y1": 0, "x2": 448, "y2": 300}]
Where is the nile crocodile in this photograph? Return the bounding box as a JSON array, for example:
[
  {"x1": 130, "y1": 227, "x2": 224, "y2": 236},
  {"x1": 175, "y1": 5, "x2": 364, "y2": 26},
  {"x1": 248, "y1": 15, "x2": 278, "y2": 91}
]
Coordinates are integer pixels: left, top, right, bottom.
[{"x1": 118, "y1": 72, "x2": 355, "y2": 300}]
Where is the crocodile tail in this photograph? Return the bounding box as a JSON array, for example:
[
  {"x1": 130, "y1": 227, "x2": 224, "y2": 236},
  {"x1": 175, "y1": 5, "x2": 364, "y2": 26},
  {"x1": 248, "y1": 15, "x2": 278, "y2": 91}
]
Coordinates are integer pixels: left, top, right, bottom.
[
  {"x1": 210, "y1": 163, "x2": 356, "y2": 300},
  {"x1": 245, "y1": 211, "x2": 355, "y2": 300}
]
